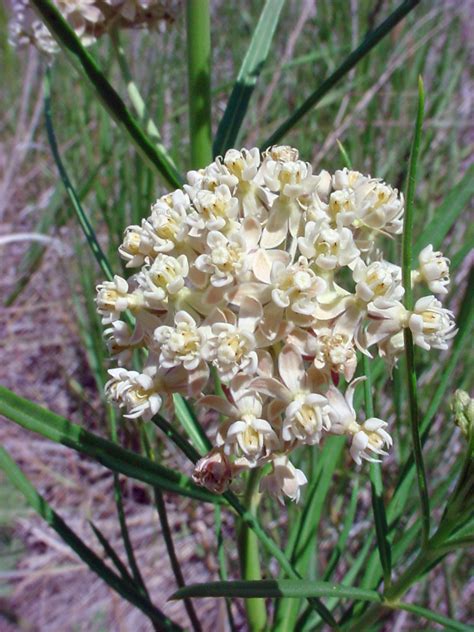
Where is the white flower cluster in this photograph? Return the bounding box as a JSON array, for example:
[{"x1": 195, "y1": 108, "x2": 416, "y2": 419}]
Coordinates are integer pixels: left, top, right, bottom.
[
  {"x1": 97, "y1": 146, "x2": 456, "y2": 503},
  {"x1": 8, "y1": 0, "x2": 178, "y2": 53}
]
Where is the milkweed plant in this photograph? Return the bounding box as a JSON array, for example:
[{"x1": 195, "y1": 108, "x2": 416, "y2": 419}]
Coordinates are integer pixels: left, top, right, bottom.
[{"x1": 1, "y1": 1, "x2": 472, "y2": 631}]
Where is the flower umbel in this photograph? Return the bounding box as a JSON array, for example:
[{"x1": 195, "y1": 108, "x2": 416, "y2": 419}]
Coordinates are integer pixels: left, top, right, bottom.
[{"x1": 97, "y1": 146, "x2": 455, "y2": 503}]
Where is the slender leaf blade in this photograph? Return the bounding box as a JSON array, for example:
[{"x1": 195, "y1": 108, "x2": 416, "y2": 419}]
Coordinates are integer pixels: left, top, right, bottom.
[
  {"x1": 0, "y1": 447, "x2": 182, "y2": 631},
  {"x1": 171, "y1": 579, "x2": 382, "y2": 603},
  {"x1": 0, "y1": 385, "x2": 223, "y2": 505},
  {"x1": 213, "y1": 0, "x2": 285, "y2": 155}
]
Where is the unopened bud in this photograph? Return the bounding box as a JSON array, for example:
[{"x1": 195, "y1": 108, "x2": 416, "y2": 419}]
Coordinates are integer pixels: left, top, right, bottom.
[{"x1": 451, "y1": 390, "x2": 474, "y2": 438}]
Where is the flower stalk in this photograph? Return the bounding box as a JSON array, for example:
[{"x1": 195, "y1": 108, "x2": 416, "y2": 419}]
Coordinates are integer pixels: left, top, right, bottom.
[
  {"x1": 186, "y1": 0, "x2": 212, "y2": 168},
  {"x1": 238, "y1": 468, "x2": 267, "y2": 632}
]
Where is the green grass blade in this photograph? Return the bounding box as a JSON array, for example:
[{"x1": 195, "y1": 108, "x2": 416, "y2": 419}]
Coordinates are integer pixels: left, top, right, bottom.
[
  {"x1": 362, "y1": 356, "x2": 392, "y2": 588},
  {"x1": 170, "y1": 579, "x2": 382, "y2": 603},
  {"x1": 153, "y1": 488, "x2": 202, "y2": 632},
  {"x1": 213, "y1": 0, "x2": 285, "y2": 156},
  {"x1": 394, "y1": 602, "x2": 472, "y2": 632},
  {"x1": 44, "y1": 68, "x2": 114, "y2": 282},
  {"x1": 0, "y1": 447, "x2": 182, "y2": 631},
  {"x1": 30, "y1": 0, "x2": 183, "y2": 188},
  {"x1": 414, "y1": 163, "x2": 474, "y2": 257},
  {"x1": 172, "y1": 395, "x2": 212, "y2": 456},
  {"x1": 89, "y1": 520, "x2": 136, "y2": 584},
  {"x1": 260, "y1": 0, "x2": 421, "y2": 148},
  {"x1": 0, "y1": 385, "x2": 223, "y2": 505},
  {"x1": 186, "y1": 0, "x2": 212, "y2": 168},
  {"x1": 401, "y1": 76, "x2": 430, "y2": 547}
]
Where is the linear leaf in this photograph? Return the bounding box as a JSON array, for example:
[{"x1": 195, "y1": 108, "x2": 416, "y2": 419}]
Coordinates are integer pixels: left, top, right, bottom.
[
  {"x1": 395, "y1": 601, "x2": 472, "y2": 632},
  {"x1": 260, "y1": 0, "x2": 421, "y2": 148},
  {"x1": 0, "y1": 447, "x2": 182, "y2": 632},
  {"x1": 30, "y1": 0, "x2": 183, "y2": 188},
  {"x1": 172, "y1": 394, "x2": 211, "y2": 456},
  {"x1": 0, "y1": 385, "x2": 223, "y2": 505},
  {"x1": 171, "y1": 579, "x2": 382, "y2": 603},
  {"x1": 213, "y1": 0, "x2": 285, "y2": 155},
  {"x1": 414, "y1": 163, "x2": 474, "y2": 256},
  {"x1": 90, "y1": 520, "x2": 136, "y2": 584}
]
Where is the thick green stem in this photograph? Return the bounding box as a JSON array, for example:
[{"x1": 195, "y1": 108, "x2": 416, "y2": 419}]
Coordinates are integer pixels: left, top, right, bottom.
[
  {"x1": 238, "y1": 469, "x2": 267, "y2": 632},
  {"x1": 186, "y1": 0, "x2": 212, "y2": 168}
]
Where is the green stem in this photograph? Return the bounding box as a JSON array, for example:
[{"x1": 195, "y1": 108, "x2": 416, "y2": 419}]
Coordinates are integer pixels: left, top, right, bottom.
[
  {"x1": 401, "y1": 77, "x2": 430, "y2": 548},
  {"x1": 110, "y1": 29, "x2": 178, "y2": 170},
  {"x1": 238, "y1": 469, "x2": 267, "y2": 632},
  {"x1": 362, "y1": 356, "x2": 392, "y2": 589},
  {"x1": 186, "y1": 0, "x2": 212, "y2": 168},
  {"x1": 31, "y1": 0, "x2": 183, "y2": 188}
]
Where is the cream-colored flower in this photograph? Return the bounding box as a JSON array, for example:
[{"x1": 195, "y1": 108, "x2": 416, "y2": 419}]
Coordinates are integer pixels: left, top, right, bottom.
[
  {"x1": 353, "y1": 259, "x2": 403, "y2": 303},
  {"x1": 414, "y1": 244, "x2": 450, "y2": 295},
  {"x1": 154, "y1": 311, "x2": 205, "y2": 371},
  {"x1": 325, "y1": 380, "x2": 392, "y2": 464},
  {"x1": 271, "y1": 256, "x2": 327, "y2": 316},
  {"x1": 298, "y1": 221, "x2": 360, "y2": 270},
  {"x1": 202, "y1": 297, "x2": 262, "y2": 382},
  {"x1": 138, "y1": 253, "x2": 189, "y2": 308},
  {"x1": 201, "y1": 374, "x2": 279, "y2": 467},
  {"x1": 259, "y1": 454, "x2": 308, "y2": 503},
  {"x1": 194, "y1": 218, "x2": 260, "y2": 287},
  {"x1": 252, "y1": 345, "x2": 331, "y2": 446},
  {"x1": 96, "y1": 275, "x2": 142, "y2": 322},
  {"x1": 186, "y1": 184, "x2": 239, "y2": 237},
  {"x1": 119, "y1": 223, "x2": 155, "y2": 267},
  {"x1": 105, "y1": 367, "x2": 162, "y2": 420},
  {"x1": 408, "y1": 296, "x2": 457, "y2": 350}
]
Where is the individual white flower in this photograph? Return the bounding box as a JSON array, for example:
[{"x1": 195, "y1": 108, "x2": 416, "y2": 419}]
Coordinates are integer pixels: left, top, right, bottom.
[
  {"x1": 194, "y1": 218, "x2": 260, "y2": 287},
  {"x1": 413, "y1": 245, "x2": 450, "y2": 295},
  {"x1": 298, "y1": 221, "x2": 360, "y2": 270},
  {"x1": 259, "y1": 454, "x2": 308, "y2": 503},
  {"x1": 327, "y1": 188, "x2": 357, "y2": 227},
  {"x1": 271, "y1": 256, "x2": 327, "y2": 316},
  {"x1": 201, "y1": 374, "x2": 279, "y2": 467},
  {"x1": 353, "y1": 178, "x2": 404, "y2": 235},
  {"x1": 146, "y1": 190, "x2": 191, "y2": 253},
  {"x1": 366, "y1": 298, "x2": 409, "y2": 348},
  {"x1": 138, "y1": 253, "x2": 189, "y2": 307},
  {"x1": 96, "y1": 275, "x2": 142, "y2": 322},
  {"x1": 154, "y1": 311, "x2": 205, "y2": 370},
  {"x1": 353, "y1": 259, "x2": 404, "y2": 303},
  {"x1": 104, "y1": 319, "x2": 143, "y2": 364},
  {"x1": 105, "y1": 367, "x2": 162, "y2": 420},
  {"x1": 312, "y1": 329, "x2": 358, "y2": 381},
  {"x1": 119, "y1": 223, "x2": 156, "y2": 267},
  {"x1": 325, "y1": 380, "x2": 392, "y2": 464},
  {"x1": 186, "y1": 159, "x2": 238, "y2": 195},
  {"x1": 186, "y1": 184, "x2": 239, "y2": 237},
  {"x1": 332, "y1": 168, "x2": 367, "y2": 191},
  {"x1": 222, "y1": 148, "x2": 272, "y2": 220},
  {"x1": 192, "y1": 448, "x2": 233, "y2": 494},
  {"x1": 202, "y1": 297, "x2": 262, "y2": 382},
  {"x1": 408, "y1": 296, "x2": 457, "y2": 350},
  {"x1": 252, "y1": 345, "x2": 331, "y2": 446}
]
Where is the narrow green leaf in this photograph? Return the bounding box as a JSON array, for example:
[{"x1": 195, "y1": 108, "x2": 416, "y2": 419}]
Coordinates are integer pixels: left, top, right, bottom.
[
  {"x1": 213, "y1": 0, "x2": 285, "y2": 156},
  {"x1": 401, "y1": 76, "x2": 430, "y2": 547},
  {"x1": 0, "y1": 447, "x2": 182, "y2": 631},
  {"x1": 394, "y1": 601, "x2": 472, "y2": 632},
  {"x1": 0, "y1": 385, "x2": 223, "y2": 505},
  {"x1": 170, "y1": 580, "x2": 382, "y2": 603},
  {"x1": 30, "y1": 0, "x2": 183, "y2": 188},
  {"x1": 414, "y1": 163, "x2": 474, "y2": 257},
  {"x1": 44, "y1": 68, "x2": 114, "y2": 282},
  {"x1": 172, "y1": 394, "x2": 211, "y2": 456},
  {"x1": 260, "y1": 0, "x2": 421, "y2": 148},
  {"x1": 90, "y1": 520, "x2": 136, "y2": 584}
]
